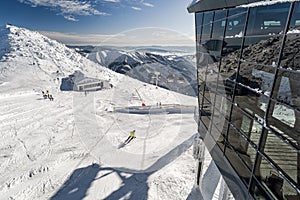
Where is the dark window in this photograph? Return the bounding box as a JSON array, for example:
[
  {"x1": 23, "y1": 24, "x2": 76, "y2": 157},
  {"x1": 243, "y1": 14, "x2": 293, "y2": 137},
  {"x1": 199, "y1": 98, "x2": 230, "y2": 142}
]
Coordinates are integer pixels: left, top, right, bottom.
[
  {"x1": 201, "y1": 11, "x2": 214, "y2": 42},
  {"x1": 289, "y1": 1, "x2": 300, "y2": 30},
  {"x1": 196, "y1": 12, "x2": 203, "y2": 43},
  {"x1": 246, "y1": 3, "x2": 290, "y2": 36},
  {"x1": 212, "y1": 10, "x2": 227, "y2": 39},
  {"x1": 225, "y1": 8, "x2": 247, "y2": 38}
]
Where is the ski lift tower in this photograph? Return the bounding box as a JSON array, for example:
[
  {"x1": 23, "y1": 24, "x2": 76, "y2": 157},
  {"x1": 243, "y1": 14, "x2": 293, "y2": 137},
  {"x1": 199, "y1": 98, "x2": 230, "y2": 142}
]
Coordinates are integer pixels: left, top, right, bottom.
[{"x1": 154, "y1": 71, "x2": 160, "y2": 89}]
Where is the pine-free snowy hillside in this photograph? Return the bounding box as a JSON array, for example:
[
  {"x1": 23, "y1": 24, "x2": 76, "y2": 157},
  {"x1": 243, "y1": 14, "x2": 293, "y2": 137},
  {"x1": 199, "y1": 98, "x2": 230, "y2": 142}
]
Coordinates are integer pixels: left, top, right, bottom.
[
  {"x1": 74, "y1": 46, "x2": 198, "y2": 96},
  {"x1": 0, "y1": 25, "x2": 119, "y2": 93},
  {"x1": 0, "y1": 25, "x2": 203, "y2": 200}
]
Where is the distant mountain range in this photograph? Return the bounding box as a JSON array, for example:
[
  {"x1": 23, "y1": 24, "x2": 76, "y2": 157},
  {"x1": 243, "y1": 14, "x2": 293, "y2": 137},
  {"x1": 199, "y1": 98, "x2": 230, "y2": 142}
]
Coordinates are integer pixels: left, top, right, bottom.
[{"x1": 69, "y1": 45, "x2": 198, "y2": 96}]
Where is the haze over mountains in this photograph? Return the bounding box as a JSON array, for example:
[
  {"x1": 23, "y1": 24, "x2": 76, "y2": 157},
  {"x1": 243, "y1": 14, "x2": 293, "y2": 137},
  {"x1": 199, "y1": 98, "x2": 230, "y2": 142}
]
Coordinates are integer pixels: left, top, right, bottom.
[{"x1": 71, "y1": 45, "x2": 198, "y2": 96}]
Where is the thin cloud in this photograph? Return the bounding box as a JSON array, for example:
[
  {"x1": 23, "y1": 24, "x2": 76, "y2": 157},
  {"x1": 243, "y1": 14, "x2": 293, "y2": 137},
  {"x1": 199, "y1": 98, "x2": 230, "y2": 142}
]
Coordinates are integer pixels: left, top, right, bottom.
[
  {"x1": 64, "y1": 15, "x2": 78, "y2": 22},
  {"x1": 104, "y1": 0, "x2": 120, "y2": 2},
  {"x1": 143, "y1": 2, "x2": 154, "y2": 7},
  {"x1": 132, "y1": 6, "x2": 142, "y2": 11},
  {"x1": 18, "y1": 0, "x2": 109, "y2": 21}
]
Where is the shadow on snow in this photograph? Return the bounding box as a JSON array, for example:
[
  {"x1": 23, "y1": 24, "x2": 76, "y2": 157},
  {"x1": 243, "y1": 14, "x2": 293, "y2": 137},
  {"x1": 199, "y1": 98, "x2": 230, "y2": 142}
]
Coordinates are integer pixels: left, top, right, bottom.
[{"x1": 50, "y1": 134, "x2": 203, "y2": 200}]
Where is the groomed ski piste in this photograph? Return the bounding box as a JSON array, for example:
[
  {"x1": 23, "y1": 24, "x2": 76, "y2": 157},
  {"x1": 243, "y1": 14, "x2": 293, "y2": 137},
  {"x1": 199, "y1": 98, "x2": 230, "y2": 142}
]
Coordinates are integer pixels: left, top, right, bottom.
[{"x1": 0, "y1": 24, "x2": 228, "y2": 200}]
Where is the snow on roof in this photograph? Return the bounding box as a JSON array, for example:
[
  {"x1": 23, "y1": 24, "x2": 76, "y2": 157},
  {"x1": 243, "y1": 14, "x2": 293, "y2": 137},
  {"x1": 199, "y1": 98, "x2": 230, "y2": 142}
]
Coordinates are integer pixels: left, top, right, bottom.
[
  {"x1": 188, "y1": 0, "x2": 296, "y2": 13},
  {"x1": 239, "y1": 0, "x2": 298, "y2": 8}
]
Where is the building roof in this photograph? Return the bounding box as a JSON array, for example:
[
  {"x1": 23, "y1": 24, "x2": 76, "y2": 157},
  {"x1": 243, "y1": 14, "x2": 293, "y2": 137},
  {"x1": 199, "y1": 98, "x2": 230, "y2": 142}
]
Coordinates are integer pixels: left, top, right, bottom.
[{"x1": 187, "y1": 0, "x2": 262, "y2": 13}]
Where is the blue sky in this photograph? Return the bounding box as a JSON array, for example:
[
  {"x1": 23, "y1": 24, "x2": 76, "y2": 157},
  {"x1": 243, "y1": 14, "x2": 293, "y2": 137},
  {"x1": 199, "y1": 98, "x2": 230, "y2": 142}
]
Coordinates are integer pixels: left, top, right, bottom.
[{"x1": 0, "y1": 0, "x2": 195, "y2": 46}]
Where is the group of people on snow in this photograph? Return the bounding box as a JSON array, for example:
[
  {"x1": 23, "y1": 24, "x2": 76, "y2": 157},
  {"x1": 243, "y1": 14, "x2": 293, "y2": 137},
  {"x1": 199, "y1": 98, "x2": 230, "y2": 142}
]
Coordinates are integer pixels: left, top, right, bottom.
[{"x1": 42, "y1": 90, "x2": 54, "y2": 101}]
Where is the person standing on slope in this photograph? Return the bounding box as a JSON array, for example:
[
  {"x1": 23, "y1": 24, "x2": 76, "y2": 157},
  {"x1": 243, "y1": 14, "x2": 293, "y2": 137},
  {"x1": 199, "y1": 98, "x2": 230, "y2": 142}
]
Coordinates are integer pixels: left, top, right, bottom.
[{"x1": 124, "y1": 130, "x2": 136, "y2": 144}]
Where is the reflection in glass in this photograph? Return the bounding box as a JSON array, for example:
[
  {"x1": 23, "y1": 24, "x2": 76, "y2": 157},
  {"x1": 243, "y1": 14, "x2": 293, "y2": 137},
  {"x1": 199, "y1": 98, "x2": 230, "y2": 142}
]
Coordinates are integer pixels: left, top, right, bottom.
[
  {"x1": 196, "y1": 12, "x2": 203, "y2": 43},
  {"x1": 226, "y1": 8, "x2": 247, "y2": 38},
  {"x1": 246, "y1": 3, "x2": 289, "y2": 36},
  {"x1": 264, "y1": 131, "x2": 299, "y2": 184},
  {"x1": 201, "y1": 11, "x2": 214, "y2": 42},
  {"x1": 212, "y1": 10, "x2": 226, "y2": 39},
  {"x1": 272, "y1": 69, "x2": 300, "y2": 114},
  {"x1": 289, "y1": 1, "x2": 300, "y2": 30},
  {"x1": 255, "y1": 156, "x2": 299, "y2": 199},
  {"x1": 225, "y1": 141, "x2": 252, "y2": 186},
  {"x1": 227, "y1": 124, "x2": 256, "y2": 171},
  {"x1": 281, "y1": 34, "x2": 300, "y2": 70},
  {"x1": 242, "y1": 35, "x2": 283, "y2": 66}
]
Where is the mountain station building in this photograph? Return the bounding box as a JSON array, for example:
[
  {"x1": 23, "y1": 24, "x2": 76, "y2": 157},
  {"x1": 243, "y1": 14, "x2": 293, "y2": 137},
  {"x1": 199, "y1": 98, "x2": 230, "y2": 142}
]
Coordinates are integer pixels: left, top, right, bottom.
[{"x1": 188, "y1": 0, "x2": 300, "y2": 199}]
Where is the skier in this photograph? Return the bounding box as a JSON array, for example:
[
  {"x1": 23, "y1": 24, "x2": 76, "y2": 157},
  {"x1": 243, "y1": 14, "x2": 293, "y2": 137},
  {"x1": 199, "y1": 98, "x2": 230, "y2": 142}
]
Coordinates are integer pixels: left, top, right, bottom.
[
  {"x1": 42, "y1": 91, "x2": 47, "y2": 99},
  {"x1": 49, "y1": 94, "x2": 54, "y2": 101},
  {"x1": 46, "y1": 90, "x2": 49, "y2": 99},
  {"x1": 124, "y1": 130, "x2": 136, "y2": 144}
]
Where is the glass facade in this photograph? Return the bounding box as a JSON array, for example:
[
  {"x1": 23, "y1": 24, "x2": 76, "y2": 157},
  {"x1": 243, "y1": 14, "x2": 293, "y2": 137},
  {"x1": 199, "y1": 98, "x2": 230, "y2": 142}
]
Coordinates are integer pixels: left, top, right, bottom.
[{"x1": 195, "y1": 1, "x2": 300, "y2": 199}]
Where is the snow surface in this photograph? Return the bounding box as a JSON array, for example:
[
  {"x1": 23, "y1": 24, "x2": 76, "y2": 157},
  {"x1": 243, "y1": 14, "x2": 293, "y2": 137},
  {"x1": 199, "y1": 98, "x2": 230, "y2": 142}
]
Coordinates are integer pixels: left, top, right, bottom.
[{"x1": 0, "y1": 25, "x2": 210, "y2": 200}]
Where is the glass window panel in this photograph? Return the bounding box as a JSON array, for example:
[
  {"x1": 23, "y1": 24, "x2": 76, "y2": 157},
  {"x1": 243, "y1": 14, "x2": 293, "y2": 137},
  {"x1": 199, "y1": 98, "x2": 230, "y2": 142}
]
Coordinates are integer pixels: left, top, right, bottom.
[
  {"x1": 255, "y1": 156, "x2": 300, "y2": 199},
  {"x1": 225, "y1": 8, "x2": 247, "y2": 38},
  {"x1": 201, "y1": 115, "x2": 211, "y2": 131},
  {"x1": 225, "y1": 142, "x2": 252, "y2": 186},
  {"x1": 230, "y1": 106, "x2": 261, "y2": 146},
  {"x1": 268, "y1": 101, "x2": 296, "y2": 128},
  {"x1": 238, "y1": 62, "x2": 276, "y2": 96},
  {"x1": 227, "y1": 124, "x2": 256, "y2": 171},
  {"x1": 264, "y1": 131, "x2": 299, "y2": 184},
  {"x1": 216, "y1": 75, "x2": 234, "y2": 101},
  {"x1": 196, "y1": 12, "x2": 203, "y2": 43},
  {"x1": 199, "y1": 119, "x2": 208, "y2": 138},
  {"x1": 234, "y1": 84, "x2": 268, "y2": 120},
  {"x1": 251, "y1": 178, "x2": 272, "y2": 200},
  {"x1": 212, "y1": 108, "x2": 228, "y2": 138},
  {"x1": 249, "y1": 120, "x2": 263, "y2": 147},
  {"x1": 200, "y1": 90, "x2": 212, "y2": 130},
  {"x1": 288, "y1": 1, "x2": 300, "y2": 30},
  {"x1": 214, "y1": 94, "x2": 231, "y2": 120},
  {"x1": 281, "y1": 33, "x2": 300, "y2": 70},
  {"x1": 242, "y1": 35, "x2": 283, "y2": 66},
  {"x1": 212, "y1": 10, "x2": 227, "y2": 39},
  {"x1": 246, "y1": 3, "x2": 290, "y2": 36},
  {"x1": 210, "y1": 119, "x2": 226, "y2": 147},
  {"x1": 219, "y1": 37, "x2": 242, "y2": 100},
  {"x1": 201, "y1": 11, "x2": 214, "y2": 42},
  {"x1": 272, "y1": 69, "x2": 300, "y2": 112},
  {"x1": 267, "y1": 100, "x2": 299, "y2": 149},
  {"x1": 206, "y1": 62, "x2": 220, "y2": 93}
]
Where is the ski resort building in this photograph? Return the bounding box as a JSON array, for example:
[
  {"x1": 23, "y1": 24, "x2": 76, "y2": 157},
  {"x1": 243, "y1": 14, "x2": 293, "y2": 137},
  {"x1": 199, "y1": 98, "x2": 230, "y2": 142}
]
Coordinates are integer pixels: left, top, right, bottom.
[
  {"x1": 61, "y1": 71, "x2": 110, "y2": 91},
  {"x1": 188, "y1": 0, "x2": 300, "y2": 199}
]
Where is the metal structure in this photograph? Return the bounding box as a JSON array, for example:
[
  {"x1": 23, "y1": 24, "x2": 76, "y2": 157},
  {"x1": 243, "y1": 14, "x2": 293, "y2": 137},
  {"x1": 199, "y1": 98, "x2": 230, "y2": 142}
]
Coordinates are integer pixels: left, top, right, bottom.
[{"x1": 188, "y1": 0, "x2": 300, "y2": 199}]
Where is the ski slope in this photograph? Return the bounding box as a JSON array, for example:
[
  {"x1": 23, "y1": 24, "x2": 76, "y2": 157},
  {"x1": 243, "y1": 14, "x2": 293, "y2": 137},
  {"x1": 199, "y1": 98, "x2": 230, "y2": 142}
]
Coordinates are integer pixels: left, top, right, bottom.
[
  {"x1": 0, "y1": 79, "x2": 199, "y2": 200},
  {"x1": 0, "y1": 24, "x2": 201, "y2": 199}
]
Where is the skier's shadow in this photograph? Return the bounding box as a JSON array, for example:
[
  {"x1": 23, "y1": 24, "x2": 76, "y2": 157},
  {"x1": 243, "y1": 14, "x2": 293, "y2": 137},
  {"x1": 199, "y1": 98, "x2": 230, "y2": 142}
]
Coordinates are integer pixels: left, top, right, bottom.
[{"x1": 51, "y1": 134, "x2": 200, "y2": 200}]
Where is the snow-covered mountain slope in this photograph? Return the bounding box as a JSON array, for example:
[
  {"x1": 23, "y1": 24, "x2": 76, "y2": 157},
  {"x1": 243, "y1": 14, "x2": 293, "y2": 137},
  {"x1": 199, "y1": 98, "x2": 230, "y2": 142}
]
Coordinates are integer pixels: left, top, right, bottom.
[
  {"x1": 74, "y1": 46, "x2": 198, "y2": 96},
  {"x1": 0, "y1": 25, "x2": 120, "y2": 93},
  {"x1": 0, "y1": 25, "x2": 204, "y2": 199}
]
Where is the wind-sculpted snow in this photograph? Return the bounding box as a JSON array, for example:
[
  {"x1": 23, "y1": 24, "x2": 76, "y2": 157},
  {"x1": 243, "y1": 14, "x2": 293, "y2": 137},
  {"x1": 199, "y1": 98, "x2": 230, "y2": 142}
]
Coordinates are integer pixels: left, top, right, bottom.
[{"x1": 0, "y1": 25, "x2": 120, "y2": 92}]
